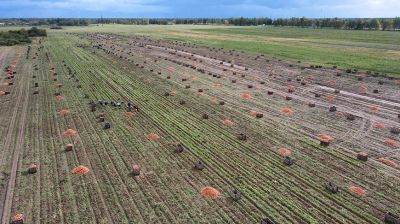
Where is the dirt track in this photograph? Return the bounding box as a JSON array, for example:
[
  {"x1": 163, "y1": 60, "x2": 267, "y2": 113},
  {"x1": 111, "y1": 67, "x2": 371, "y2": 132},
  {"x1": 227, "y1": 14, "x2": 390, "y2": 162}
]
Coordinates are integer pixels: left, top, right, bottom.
[{"x1": 0, "y1": 49, "x2": 31, "y2": 224}]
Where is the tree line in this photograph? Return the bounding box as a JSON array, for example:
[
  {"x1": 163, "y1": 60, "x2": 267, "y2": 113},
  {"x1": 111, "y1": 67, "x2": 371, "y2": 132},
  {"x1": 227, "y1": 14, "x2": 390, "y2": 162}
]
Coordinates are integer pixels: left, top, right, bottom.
[
  {"x1": 1, "y1": 17, "x2": 399, "y2": 31},
  {"x1": 0, "y1": 27, "x2": 47, "y2": 46},
  {"x1": 272, "y1": 17, "x2": 400, "y2": 30}
]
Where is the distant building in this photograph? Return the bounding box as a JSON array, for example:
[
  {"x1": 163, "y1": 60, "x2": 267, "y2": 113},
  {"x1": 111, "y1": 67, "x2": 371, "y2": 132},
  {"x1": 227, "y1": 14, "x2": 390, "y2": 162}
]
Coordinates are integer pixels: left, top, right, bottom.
[{"x1": 0, "y1": 23, "x2": 5, "y2": 26}]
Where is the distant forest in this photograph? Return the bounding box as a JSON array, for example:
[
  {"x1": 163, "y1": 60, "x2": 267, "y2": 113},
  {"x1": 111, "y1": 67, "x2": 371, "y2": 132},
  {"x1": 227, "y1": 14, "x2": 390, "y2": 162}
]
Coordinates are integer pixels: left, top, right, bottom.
[
  {"x1": 1, "y1": 17, "x2": 400, "y2": 31},
  {"x1": 0, "y1": 27, "x2": 47, "y2": 46}
]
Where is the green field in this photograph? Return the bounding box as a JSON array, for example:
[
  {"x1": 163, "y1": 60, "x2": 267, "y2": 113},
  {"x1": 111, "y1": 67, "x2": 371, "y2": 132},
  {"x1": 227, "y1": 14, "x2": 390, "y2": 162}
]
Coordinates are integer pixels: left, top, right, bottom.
[{"x1": 55, "y1": 25, "x2": 400, "y2": 76}]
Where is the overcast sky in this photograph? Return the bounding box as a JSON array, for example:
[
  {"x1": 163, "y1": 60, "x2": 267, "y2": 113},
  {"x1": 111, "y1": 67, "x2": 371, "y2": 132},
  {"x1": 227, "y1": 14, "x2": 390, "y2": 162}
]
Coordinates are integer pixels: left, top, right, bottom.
[{"x1": 0, "y1": 0, "x2": 399, "y2": 18}]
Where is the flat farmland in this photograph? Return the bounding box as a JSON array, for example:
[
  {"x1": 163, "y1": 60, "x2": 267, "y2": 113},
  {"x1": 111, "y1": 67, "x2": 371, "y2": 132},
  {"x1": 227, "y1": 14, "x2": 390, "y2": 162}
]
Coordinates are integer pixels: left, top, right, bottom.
[
  {"x1": 65, "y1": 25, "x2": 400, "y2": 75},
  {"x1": 0, "y1": 26, "x2": 399, "y2": 224}
]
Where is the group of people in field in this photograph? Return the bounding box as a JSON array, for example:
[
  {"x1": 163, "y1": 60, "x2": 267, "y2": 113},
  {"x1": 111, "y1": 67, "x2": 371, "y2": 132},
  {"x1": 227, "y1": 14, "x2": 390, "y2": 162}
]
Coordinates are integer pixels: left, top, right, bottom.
[
  {"x1": 88, "y1": 99, "x2": 140, "y2": 130},
  {"x1": 91, "y1": 99, "x2": 140, "y2": 112}
]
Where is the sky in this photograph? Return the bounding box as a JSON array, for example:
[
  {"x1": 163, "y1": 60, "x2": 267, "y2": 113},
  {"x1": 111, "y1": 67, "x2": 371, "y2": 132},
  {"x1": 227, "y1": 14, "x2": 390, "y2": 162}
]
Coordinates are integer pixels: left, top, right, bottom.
[{"x1": 0, "y1": 0, "x2": 399, "y2": 18}]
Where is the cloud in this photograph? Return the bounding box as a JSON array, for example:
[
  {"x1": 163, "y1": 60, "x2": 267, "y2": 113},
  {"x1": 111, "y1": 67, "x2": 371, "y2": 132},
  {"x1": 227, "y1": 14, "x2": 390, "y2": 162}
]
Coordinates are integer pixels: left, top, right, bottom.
[
  {"x1": 44, "y1": 0, "x2": 165, "y2": 12},
  {"x1": 0, "y1": 0, "x2": 168, "y2": 16},
  {"x1": 223, "y1": 0, "x2": 400, "y2": 18},
  {"x1": 0, "y1": 0, "x2": 399, "y2": 18}
]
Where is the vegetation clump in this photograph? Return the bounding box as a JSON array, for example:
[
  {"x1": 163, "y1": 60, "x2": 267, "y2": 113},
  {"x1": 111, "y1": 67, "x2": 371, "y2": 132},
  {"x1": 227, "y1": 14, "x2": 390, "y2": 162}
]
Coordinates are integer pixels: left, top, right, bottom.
[
  {"x1": 230, "y1": 189, "x2": 241, "y2": 201},
  {"x1": 50, "y1": 26, "x2": 63, "y2": 29},
  {"x1": 325, "y1": 182, "x2": 339, "y2": 194},
  {"x1": 385, "y1": 212, "x2": 400, "y2": 224},
  {"x1": 283, "y1": 156, "x2": 294, "y2": 166},
  {"x1": 0, "y1": 27, "x2": 46, "y2": 46}
]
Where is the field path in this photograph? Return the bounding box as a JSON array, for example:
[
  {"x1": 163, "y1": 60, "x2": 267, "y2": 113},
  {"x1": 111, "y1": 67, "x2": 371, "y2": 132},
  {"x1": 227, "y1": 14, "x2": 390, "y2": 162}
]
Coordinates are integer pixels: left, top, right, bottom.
[
  {"x1": 0, "y1": 63, "x2": 31, "y2": 224},
  {"x1": 316, "y1": 85, "x2": 400, "y2": 109}
]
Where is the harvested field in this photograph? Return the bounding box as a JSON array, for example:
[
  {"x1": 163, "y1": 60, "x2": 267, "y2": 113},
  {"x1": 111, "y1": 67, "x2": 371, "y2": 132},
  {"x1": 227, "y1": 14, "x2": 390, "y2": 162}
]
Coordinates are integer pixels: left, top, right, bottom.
[{"x1": 0, "y1": 27, "x2": 399, "y2": 224}]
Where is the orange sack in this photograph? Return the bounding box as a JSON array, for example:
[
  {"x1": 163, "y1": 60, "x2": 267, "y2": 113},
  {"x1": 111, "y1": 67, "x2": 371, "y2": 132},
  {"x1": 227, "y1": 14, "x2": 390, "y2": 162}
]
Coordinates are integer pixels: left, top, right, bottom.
[
  {"x1": 145, "y1": 133, "x2": 160, "y2": 140},
  {"x1": 71, "y1": 165, "x2": 90, "y2": 175},
  {"x1": 277, "y1": 148, "x2": 292, "y2": 156},
  {"x1": 349, "y1": 186, "x2": 366, "y2": 197},
  {"x1": 318, "y1": 134, "x2": 333, "y2": 143},
  {"x1": 280, "y1": 108, "x2": 293, "y2": 114},
  {"x1": 240, "y1": 92, "x2": 252, "y2": 99},
  {"x1": 223, "y1": 119, "x2": 234, "y2": 126},
  {"x1": 63, "y1": 129, "x2": 77, "y2": 136},
  {"x1": 57, "y1": 109, "x2": 69, "y2": 116},
  {"x1": 377, "y1": 158, "x2": 399, "y2": 168},
  {"x1": 201, "y1": 187, "x2": 220, "y2": 199}
]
